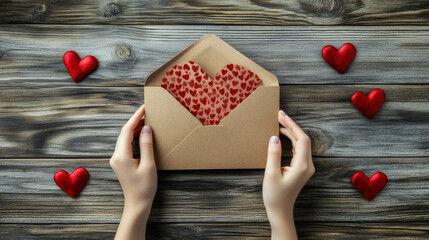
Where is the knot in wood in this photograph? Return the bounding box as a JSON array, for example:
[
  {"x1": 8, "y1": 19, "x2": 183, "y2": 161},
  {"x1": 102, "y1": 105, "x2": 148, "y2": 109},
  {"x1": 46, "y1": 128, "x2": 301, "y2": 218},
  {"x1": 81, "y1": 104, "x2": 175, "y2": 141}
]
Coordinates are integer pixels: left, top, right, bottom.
[
  {"x1": 101, "y1": 3, "x2": 122, "y2": 18},
  {"x1": 31, "y1": 3, "x2": 48, "y2": 22},
  {"x1": 301, "y1": 127, "x2": 332, "y2": 156},
  {"x1": 115, "y1": 45, "x2": 131, "y2": 61},
  {"x1": 298, "y1": 0, "x2": 363, "y2": 19},
  {"x1": 37, "y1": 3, "x2": 48, "y2": 13}
]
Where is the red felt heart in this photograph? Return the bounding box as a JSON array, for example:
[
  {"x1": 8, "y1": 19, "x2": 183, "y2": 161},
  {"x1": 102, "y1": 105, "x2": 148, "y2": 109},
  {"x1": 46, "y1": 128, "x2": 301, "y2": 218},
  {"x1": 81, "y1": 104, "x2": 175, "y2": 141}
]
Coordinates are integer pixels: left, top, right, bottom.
[
  {"x1": 322, "y1": 43, "x2": 356, "y2": 74},
  {"x1": 54, "y1": 167, "x2": 89, "y2": 198},
  {"x1": 161, "y1": 61, "x2": 262, "y2": 125},
  {"x1": 63, "y1": 51, "x2": 98, "y2": 83},
  {"x1": 351, "y1": 88, "x2": 385, "y2": 119},
  {"x1": 351, "y1": 172, "x2": 388, "y2": 201}
]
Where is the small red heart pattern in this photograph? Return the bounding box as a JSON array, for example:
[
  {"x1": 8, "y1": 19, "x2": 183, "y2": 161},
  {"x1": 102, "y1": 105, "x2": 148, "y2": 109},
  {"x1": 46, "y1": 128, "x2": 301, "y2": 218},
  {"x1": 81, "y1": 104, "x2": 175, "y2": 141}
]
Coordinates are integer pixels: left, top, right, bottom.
[
  {"x1": 322, "y1": 43, "x2": 356, "y2": 74},
  {"x1": 351, "y1": 88, "x2": 385, "y2": 119},
  {"x1": 351, "y1": 172, "x2": 388, "y2": 201},
  {"x1": 161, "y1": 61, "x2": 262, "y2": 125},
  {"x1": 54, "y1": 167, "x2": 89, "y2": 198},
  {"x1": 63, "y1": 51, "x2": 98, "y2": 83}
]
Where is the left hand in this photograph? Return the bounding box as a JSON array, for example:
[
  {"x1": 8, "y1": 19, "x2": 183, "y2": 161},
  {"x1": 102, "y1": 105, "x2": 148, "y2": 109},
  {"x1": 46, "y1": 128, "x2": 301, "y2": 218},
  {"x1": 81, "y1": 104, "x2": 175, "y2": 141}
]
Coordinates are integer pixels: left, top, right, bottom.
[{"x1": 110, "y1": 105, "x2": 158, "y2": 212}]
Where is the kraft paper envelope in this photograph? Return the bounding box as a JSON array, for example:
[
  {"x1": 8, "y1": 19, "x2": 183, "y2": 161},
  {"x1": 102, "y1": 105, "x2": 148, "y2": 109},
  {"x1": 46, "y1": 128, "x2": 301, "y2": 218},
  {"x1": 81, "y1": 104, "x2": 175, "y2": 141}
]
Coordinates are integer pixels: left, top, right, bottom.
[{"x1": 144, "y1": 34, "x2": 279, "y2": 170}]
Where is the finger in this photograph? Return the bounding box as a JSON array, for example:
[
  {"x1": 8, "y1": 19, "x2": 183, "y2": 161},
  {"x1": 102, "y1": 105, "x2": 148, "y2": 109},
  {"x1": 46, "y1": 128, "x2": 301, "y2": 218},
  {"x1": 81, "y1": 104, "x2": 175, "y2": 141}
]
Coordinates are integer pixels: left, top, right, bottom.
[
  {"x1": 279, "y1": 110, "x2": 312, "y2": 168},
  {"x1": 278, "y1": 110, "x2": 297, "y2": 142},
  {"x1": 265, "y1": 135, "x2": 282, "y2": 177},
  {"x1": 124, "y1": 105, "x2": 145, "y2": 131},
  {"x1": 292, "y1": 137, "x2": 312, "y2": 166},
  {"x1": 279, "y1": 110, "x2": 307, "y2": 141},
  {"x1": 279, "y1": 127, "x2": 296, "y2": 146},
  {"x1": 278, "y1": 110, "x2": 297, "y2": 149},
  {"x1": 113, "y1": 129, "x2": 134, "y2": 159},
  {"x1": 288, "y1": 131, "x2": 312, "y2": 170},
  {"x1": 139, "y1": 125, "x2": 156, "y2": 170},
  {"x1": 280, "y1": 126, "x2": 297, "y2": 159},
  {"x1": 133, "y1": 118, "x2": 145, "y2": 138},
  {"x1": 116, "y1": 105, "x2": 145, "y2": 158}
]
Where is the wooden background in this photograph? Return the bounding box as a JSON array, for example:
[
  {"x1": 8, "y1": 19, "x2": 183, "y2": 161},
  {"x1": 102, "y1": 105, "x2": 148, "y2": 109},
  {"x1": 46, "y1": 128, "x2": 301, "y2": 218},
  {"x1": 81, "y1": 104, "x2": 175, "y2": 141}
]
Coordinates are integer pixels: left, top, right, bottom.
[{"x1": 1, "y1": 1, "x2": 428, "y2": 239}]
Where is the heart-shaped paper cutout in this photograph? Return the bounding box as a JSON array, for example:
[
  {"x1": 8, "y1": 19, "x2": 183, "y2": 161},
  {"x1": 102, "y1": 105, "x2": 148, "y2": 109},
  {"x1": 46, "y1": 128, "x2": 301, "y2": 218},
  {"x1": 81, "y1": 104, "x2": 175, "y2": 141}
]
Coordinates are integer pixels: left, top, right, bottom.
[
  {"x1": 322, "y1": 43, "x2": 356, "y2": 74},
  {"x1": 63, "y1": 51, "x2": 98, "y2": 83},
  {"x1": 161, "y1": 61, "x2": 262, "y2": 125},
  {"x1": 351, "y1": 88, "x2": 385, "y2": 119},
  {"x1": 54, "y1": 167, "x2": 89, "y2": 198},
  {"x1": 351, "y1": 172, "x2": 388, "y2": 201}
]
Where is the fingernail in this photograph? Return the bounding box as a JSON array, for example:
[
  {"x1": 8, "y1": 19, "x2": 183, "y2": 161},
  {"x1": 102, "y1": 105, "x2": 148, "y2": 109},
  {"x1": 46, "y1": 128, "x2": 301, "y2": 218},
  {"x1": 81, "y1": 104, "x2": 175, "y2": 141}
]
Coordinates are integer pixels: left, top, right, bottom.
[
  {"x1": 143, "y1": 125, "x2": 151, "y2": 134},
  {"x1": 270, "y1": 136, "x2": 279, "y2": 144},
  {"x1": 280, "y1": 110, "x2": 293, "y2": 121}
]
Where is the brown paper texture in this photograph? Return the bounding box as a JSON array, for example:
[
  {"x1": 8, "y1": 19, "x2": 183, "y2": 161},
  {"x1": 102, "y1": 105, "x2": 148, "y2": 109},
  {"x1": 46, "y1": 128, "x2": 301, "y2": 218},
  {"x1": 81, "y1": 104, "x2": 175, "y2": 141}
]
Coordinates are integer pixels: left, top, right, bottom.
[{"x1": 144, "y1": 34, "x2": 279, "y2": 170}]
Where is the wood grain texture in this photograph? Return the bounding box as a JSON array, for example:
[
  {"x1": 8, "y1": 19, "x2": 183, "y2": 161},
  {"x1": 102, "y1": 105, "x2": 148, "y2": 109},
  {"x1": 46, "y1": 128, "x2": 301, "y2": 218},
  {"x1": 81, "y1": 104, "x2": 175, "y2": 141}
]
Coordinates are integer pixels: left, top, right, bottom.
[
  {"x1": 1, "y1": 25, "x2": 429, "y2": 86},
  {"x1": 1, "y1": 158, "x2": 428, "y2": 224},
  {"x1": 1, "y1": 85, "x2": 428, "y2": 158},
  {"x1": 1, "y1": 222, "x2": 429, "y2": 239},
  {"x1": 0, "y1": 0, "x2": 428, "y2": 25},
  {"x1": 0, "y1": 2, "x2": 428, "y2": 237}
]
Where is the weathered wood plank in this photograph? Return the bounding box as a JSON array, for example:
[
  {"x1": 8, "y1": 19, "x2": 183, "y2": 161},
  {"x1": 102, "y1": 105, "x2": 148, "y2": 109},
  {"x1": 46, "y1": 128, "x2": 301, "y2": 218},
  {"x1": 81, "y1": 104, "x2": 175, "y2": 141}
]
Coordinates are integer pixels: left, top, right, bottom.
[
  {"x1": 1, "y1": 25, "x2": 429, "y2": 85},
  {"x1": 1, "y1": 85, "x2": 428, "y2": 158},
  {"x1": 0, "y1": 0, "x2": 428, "y2": 25},
  {"x1": 1, "y1": 222, "x2": 429, "y2": 239},
  {"x1": 1, "y1": 158, "x2": 428, "y2": 223}
]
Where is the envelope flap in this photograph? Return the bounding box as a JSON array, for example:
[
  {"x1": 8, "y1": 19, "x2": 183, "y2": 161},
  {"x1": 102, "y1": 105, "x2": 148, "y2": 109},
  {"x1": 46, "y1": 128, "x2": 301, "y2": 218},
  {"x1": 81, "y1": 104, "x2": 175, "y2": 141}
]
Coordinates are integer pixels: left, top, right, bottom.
[{"x1": 145, "y1": 34, "x2": 279, "y2": 88}]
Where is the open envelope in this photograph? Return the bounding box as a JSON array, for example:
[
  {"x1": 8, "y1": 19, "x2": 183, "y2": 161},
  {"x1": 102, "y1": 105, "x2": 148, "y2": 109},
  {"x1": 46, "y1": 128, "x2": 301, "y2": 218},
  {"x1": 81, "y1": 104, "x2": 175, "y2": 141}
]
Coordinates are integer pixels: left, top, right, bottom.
[{"x1": 144, "y1": 34, "x2": 279, "y2": 170}]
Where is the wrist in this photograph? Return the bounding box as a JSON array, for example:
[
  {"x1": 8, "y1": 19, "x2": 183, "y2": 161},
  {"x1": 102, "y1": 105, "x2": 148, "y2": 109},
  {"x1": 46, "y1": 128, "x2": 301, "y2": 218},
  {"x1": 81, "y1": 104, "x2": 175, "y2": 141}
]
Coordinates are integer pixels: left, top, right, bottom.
[
  {"x1": 268, "y1": 210, "x2": 293, "y2": 228},
  {"x1": 123, "y1": 199, "x2": 153, "y2": 221},
  {"x1": 115, "y1": 201, "x2": 151, "y2": 240},
  {"x1": 267, "y1": 210, "x2": 297, "y2": 240}
]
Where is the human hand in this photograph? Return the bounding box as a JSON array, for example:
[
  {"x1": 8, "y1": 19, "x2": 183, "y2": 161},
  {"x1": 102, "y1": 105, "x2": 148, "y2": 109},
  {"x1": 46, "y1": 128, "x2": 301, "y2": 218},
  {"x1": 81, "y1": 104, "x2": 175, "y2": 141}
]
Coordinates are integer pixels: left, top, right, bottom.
[
  {"x1": 110, "y1": 105, "x2": 157, "y2": 223},
  {"x1": 263, "y1": 110, "x2": 315, "y2": 240}
]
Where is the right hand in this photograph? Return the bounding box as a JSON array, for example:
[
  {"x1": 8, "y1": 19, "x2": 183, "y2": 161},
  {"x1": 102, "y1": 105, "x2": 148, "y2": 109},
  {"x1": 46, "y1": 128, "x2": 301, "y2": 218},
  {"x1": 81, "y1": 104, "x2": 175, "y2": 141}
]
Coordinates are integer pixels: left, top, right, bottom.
[{"x1": 263, "y1": 110, "x2": 315, "y2": 229}]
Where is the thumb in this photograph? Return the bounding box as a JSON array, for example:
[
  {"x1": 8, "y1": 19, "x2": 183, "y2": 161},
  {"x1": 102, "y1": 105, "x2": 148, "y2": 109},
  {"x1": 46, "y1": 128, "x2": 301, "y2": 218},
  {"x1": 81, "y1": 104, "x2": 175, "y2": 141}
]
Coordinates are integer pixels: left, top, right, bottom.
[
  {"x1": 265, "y1": 136, "x2": 282, "y2": 177},
  {"x1": 139, "y1": 125, "x2": 156, "y2": 167}
]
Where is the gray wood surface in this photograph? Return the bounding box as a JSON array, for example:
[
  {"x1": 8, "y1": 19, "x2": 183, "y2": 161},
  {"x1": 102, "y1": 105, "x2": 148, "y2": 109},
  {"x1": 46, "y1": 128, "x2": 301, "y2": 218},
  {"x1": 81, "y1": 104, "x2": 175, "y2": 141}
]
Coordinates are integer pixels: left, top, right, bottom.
[
  {"x1": 1, "y1": 222, "x2": 429, "y2": 240},
  {"x1": 0, "y1": 0, "x2": 428, "y2": 25},
  {"x1": 1, "y1": 85, "x2": 428, "y2": 159},
  {"x1": 1, "y1": 2, "x2": 428, "y2": 238},
  {"x1": 1, "y1": 25, "x2": 429, "y2": 86},
  {"x1": 1, "y1": 158, "x2": 428, "y2": 224}
]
